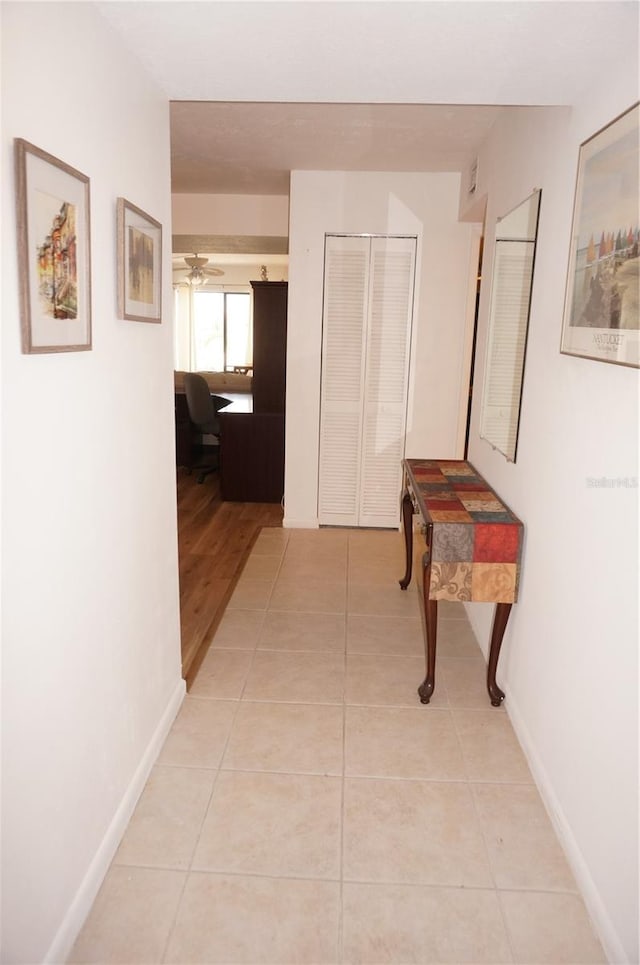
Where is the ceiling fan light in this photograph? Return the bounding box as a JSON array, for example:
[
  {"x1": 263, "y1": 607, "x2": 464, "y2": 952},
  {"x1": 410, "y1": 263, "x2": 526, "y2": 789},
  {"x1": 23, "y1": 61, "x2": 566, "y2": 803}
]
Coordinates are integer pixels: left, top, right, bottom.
[{"x1": 187, "y1": 267, "x2": 206, "y2": 286}]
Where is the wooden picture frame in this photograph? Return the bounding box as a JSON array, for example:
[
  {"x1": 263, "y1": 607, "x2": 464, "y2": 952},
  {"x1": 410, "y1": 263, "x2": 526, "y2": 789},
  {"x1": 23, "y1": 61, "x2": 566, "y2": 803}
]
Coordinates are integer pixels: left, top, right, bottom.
[
  {"x1": 15, "y1": 139, "x2": 92, "y2": 353},
  {"x1": 117, "y1": 197, "x2": 162, "y2": 323},
  {"x1": 560, "y1": 102, "x2": 639, "y2": 367}
]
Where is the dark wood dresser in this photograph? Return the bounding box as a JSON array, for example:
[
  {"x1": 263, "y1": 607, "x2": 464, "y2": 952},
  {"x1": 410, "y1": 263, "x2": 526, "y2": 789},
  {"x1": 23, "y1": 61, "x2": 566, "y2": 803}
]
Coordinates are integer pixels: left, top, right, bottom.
[
  {"x1": 220, "y1": 282, "x2": 288, "y2": 503},
  {"x1": 251, "y1": 280, "x2": 288, "y2": 415}
]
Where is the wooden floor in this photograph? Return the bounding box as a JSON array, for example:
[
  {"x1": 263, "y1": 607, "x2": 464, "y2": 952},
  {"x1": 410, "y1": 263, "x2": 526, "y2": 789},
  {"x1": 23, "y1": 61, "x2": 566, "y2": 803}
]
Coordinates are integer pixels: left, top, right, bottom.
[{"x1": 176, "y1": 467, "x2": 283, "y2": 689}]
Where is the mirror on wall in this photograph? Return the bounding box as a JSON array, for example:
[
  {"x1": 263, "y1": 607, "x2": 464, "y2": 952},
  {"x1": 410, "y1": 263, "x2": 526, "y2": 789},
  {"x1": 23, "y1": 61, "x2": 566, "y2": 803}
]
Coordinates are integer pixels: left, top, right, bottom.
[{"x1": 480, "y1": 189, "x2": 541, "y2": 462}]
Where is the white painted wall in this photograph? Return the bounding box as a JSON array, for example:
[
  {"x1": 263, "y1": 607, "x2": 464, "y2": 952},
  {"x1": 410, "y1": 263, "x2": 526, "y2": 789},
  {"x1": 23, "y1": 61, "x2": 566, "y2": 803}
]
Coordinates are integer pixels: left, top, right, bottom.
[
  {"x1": 463, "y1": 96, "x2": 639, "y2": 960},
  {"x1": 284, "y1": 170, "x2": 476, "y2": 528},
  {"x1": 1, "y1": 5, "x2": 183, "y2": 963},
  {"x1": 172, "y1": 192, "x2": 289, "y2": 236}
]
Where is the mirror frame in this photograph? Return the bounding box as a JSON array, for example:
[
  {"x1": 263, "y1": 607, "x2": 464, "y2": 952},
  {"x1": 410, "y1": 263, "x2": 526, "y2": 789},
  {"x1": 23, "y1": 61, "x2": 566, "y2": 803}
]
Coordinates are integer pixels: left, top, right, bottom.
[{"x1": 480, "y1": 189, "x2": 542, "y2": 462}]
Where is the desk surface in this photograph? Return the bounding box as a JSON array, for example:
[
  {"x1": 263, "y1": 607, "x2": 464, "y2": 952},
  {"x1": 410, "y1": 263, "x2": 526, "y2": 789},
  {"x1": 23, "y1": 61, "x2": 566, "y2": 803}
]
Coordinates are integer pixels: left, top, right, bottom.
[{"x1": 404, "y1": 458, "x2": 523, "y2": 604}]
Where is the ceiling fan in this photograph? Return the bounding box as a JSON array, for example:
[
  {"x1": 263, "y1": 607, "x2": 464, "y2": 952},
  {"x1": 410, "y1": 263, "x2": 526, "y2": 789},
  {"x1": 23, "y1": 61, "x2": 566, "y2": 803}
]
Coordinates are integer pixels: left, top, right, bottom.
[{"x1": 173, "y1": 254, "x2": 224, "y2": 287}]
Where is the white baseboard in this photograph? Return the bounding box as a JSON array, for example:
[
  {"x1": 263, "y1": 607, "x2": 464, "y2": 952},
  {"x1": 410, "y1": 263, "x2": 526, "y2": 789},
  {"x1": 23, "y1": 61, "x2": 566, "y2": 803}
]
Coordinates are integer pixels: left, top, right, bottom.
[
  {"x1": 504, "y1": 686, "x2": 628, "y2": 964},
  {"x1": 44, "y1": 676, "x2": 186, "y2": 965},
  {"x1": 282, "y1": 516, "x2": 319, "y2": 529}
]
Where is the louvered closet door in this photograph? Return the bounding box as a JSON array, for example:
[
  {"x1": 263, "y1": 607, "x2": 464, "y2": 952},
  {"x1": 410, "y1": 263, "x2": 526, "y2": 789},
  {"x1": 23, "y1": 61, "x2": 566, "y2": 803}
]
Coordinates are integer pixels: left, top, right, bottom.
[
  {"x1": 359, "y1": 237, "x2": 416, "y2": 527},
  {"x1": 318, "y1": 235, "x2": 416, "y2": 528},
  {"x1": 318, "y1": 236, "x2": 369, "y2": 525}
]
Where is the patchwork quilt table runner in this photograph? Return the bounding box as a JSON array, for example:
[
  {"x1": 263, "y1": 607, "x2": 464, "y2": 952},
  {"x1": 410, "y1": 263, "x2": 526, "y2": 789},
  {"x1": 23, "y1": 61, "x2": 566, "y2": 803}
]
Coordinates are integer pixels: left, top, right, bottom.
[{"x1": 399, "y1": 458, "x2": 524, "y2": 706}]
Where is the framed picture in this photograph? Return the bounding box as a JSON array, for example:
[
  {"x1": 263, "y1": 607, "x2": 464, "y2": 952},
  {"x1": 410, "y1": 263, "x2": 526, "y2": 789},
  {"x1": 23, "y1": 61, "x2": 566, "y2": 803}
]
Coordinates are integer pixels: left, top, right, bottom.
[
  {"x1": 15, "y1": 139, "x2": 92, "y2": 353},
  {"x1": 117, "y1": 198, "x2": 162, "y2": 323},
  {"x1": 560, "y1": 102, "x2": 639, "y2": 367}
]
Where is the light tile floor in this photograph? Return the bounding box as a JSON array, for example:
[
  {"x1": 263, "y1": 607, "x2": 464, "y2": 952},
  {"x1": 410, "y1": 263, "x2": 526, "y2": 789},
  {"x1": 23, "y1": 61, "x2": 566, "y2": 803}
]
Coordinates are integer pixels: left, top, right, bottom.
[{"x1": 70, "y1": 528, "x2": 606, "y2": 964}]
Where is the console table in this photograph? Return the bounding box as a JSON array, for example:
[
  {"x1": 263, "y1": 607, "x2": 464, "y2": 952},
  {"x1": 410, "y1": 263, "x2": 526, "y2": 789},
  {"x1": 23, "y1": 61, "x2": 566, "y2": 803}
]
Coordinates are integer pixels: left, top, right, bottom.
[{"x1": 399, "y1": 458, "x2": 523, "y2": 706}]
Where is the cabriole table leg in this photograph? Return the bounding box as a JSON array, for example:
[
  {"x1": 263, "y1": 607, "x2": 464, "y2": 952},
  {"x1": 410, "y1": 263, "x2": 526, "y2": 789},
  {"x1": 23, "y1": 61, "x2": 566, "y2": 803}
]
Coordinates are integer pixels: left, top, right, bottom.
[
  {"x1": 487, "y1": 602, "x2": 512, "y2": 706},
  {"x1": 399, "y1": 489, "x2": 414, "y2": 590},
  {"x1": 418, "y1": 550, "x2": 438, "y2": 704}
]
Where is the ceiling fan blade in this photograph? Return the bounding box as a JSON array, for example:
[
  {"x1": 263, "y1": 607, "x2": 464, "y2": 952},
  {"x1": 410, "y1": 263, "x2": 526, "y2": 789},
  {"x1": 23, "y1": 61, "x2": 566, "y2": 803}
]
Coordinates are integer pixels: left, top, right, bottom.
[{"x1": 184, "y1": 254, "x2": 209, "y2": 270}]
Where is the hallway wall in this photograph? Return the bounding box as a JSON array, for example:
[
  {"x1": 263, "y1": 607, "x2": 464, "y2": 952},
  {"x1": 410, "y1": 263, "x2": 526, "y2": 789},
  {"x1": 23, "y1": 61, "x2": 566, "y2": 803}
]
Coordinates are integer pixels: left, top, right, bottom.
[
  {"x1": 463, "y1": 93, "x2": 639, "y2": 961},
  {"x1": 1, "y1": 5, "x2": 182, "y2": 962},
  {"x1": 284, "y1": 170, "x2": 477, "y2": 527},
  {"x1": 172, "y1": 192, "x2": 289, "y2": 237}
]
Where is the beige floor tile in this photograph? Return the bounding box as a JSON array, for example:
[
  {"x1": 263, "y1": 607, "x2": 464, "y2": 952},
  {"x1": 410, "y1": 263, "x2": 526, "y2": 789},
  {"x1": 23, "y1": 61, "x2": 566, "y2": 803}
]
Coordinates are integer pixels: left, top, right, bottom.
[
  {"x1": 278, "y1": 553, "x2": 348, "y2": 581},
  {"x1": 345, "y1": 706, "x2": 466, "y2": 781},
  {"x1": 282, "y1": 544, "x2": 348, "y2": 569},
  {"x1": 287, "y1": 527, "x2": 349, "y2": 552},
  {"x1": 349, "y1": 583, "x2": 422, "y2": 618},
  {"x1": 500, "y1": 890, "x2": 606, "y2": 964},
  {"x1": 68, "y1": 865, "x2": 185, "y2": 964},
  {"x1": 251, "y1": 529, "x2": 289, "y2": 556},
  {"x1": 192, "y1": 770, "x2": 342, "y2": 878},
  {"x1": 74, "y1": 527, "x2": 606, "y2": 965},
  {"x1": 343, "y1": 778, "x2": 493, "y2": 887},
  {"x1": 258, "y1": 610, "x2": 346, "y2": 652},
  {"x1": 189, "y1": 649, "x2": 254, "y2": 699},
  {"x1": 209, "y1": 608, "x2": 265, "y2": 650},
  {"x1": 269, "y1": 578, "x2": 346, "y2": 613},
  {"x1": 439, "y1": 655, "x2": 499, "y2": 709},
  {"x1": 342, "y1": 881, "x2": 512, "y2": 964},
  {"x1": 436, "y1": 600, "x2": 470, "y2": 621},
  {"x1": 453, "y1": 709, "x2": 533, "y2": 783},
  {"x1": 114, "y1": 765, "x2": 214, "y2": 870},
  {"x1": 164, "y1": 873, "x2": 340, "y2": 964},
  {"x1": 243, "y1": 650, "x2": 345, "y2": 704},
  {"x1": 436, "y1": 617, "x2": 483, "y2": 657},
  {"x1": 346, "y1": 613, "x2": 424, "y2": 656},
  {"x1": 222, "y1": 701, "x2": 343, "y2": 775},
  {"x1": 158, "y1": 697, "x2": 237, "y2": 768},
  {"x1": 348, "y1": 557, "x2": 405, "y2": 585},
  {"x1": 473, "y1": 783, "x2": 577, "y2": 891},
  {"x1": 238, "y1": 553, "x2": 282, "y2": 581},
  {"x1": 226, "y1": 579, "x2": 273, "y2": 610},
  {"x1": 346, "y1": 653, "x2": 448, "y2": 708},
  {"x1": 348, "y1": 529, "x2": 405, "y2": 563}
]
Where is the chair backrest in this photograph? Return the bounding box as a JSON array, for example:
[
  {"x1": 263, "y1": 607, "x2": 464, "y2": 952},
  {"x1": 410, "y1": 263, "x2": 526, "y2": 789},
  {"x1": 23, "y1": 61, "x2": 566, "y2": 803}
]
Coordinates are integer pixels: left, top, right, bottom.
[{"x1": 183, "y1": 372, "x2": 218, "y2": 434}]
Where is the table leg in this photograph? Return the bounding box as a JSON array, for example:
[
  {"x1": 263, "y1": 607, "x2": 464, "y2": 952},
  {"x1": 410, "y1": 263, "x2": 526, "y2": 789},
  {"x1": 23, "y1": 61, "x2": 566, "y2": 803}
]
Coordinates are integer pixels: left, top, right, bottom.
[
  {"x1": 399, "y1": 490, "x2": 414, "y2": 590},
  {"x1": 487, "y1": 603, "x2": 512, "y2": 706},
  {"x1": 418, "y1": 547, "x2": 438, "y2": 704}
]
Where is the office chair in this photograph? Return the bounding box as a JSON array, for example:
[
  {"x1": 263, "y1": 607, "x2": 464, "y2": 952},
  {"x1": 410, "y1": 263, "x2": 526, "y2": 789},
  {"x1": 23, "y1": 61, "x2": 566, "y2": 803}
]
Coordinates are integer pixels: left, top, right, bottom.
[{"x1": 183, "y1": 372, "x2": 221, "y2": 483}]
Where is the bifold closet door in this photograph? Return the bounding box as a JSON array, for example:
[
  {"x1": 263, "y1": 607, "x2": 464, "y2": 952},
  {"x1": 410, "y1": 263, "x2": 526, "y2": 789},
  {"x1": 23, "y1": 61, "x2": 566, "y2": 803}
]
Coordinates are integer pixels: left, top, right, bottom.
[
  {"x1": 317, "y1": 236, "x2": 369, "y2": 526},
  {"x1": 318, "y1": 235, "x2": 416, "y2": 528},
  {"x1": 359, "y1": 237, "x2": 416, "y2": 527}
]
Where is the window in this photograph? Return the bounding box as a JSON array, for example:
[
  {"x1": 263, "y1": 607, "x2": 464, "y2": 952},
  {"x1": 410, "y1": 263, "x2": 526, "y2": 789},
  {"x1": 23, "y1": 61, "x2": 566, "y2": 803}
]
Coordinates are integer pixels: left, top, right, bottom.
[{"x1": 192, "y1": 291, "x2": 252, "y2": 371}]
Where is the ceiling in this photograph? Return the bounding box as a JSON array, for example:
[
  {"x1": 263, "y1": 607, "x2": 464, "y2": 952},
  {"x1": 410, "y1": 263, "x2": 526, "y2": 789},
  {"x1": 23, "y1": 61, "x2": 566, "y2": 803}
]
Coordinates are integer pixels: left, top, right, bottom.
[
  {"x1": 170, "y1": 102, "x2": 503, "y2": 195},
  {"x1": 97, "y1": 2, "x2": 638, "y2": 197}
]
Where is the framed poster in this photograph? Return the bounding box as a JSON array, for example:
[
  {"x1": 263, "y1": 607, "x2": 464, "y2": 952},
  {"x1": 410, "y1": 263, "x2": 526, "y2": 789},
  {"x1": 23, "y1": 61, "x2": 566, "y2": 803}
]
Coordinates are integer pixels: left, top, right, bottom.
[
  {"x1": 560, "y1": 102, "x2": 639, "y2": 367},
  {"x1": 15, "y1": 138, "x2": 92, "y2": 353},
  {"x1": 117, "y1": 197, "x2": 162, "y2": 323}
]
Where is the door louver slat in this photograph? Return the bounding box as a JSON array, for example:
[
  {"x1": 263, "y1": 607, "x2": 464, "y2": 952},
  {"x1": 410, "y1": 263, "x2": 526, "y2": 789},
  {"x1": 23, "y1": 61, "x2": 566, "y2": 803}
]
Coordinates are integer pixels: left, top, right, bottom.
[{"x1": 319, "y1": 235, "x2": 416, "y2": 528}]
